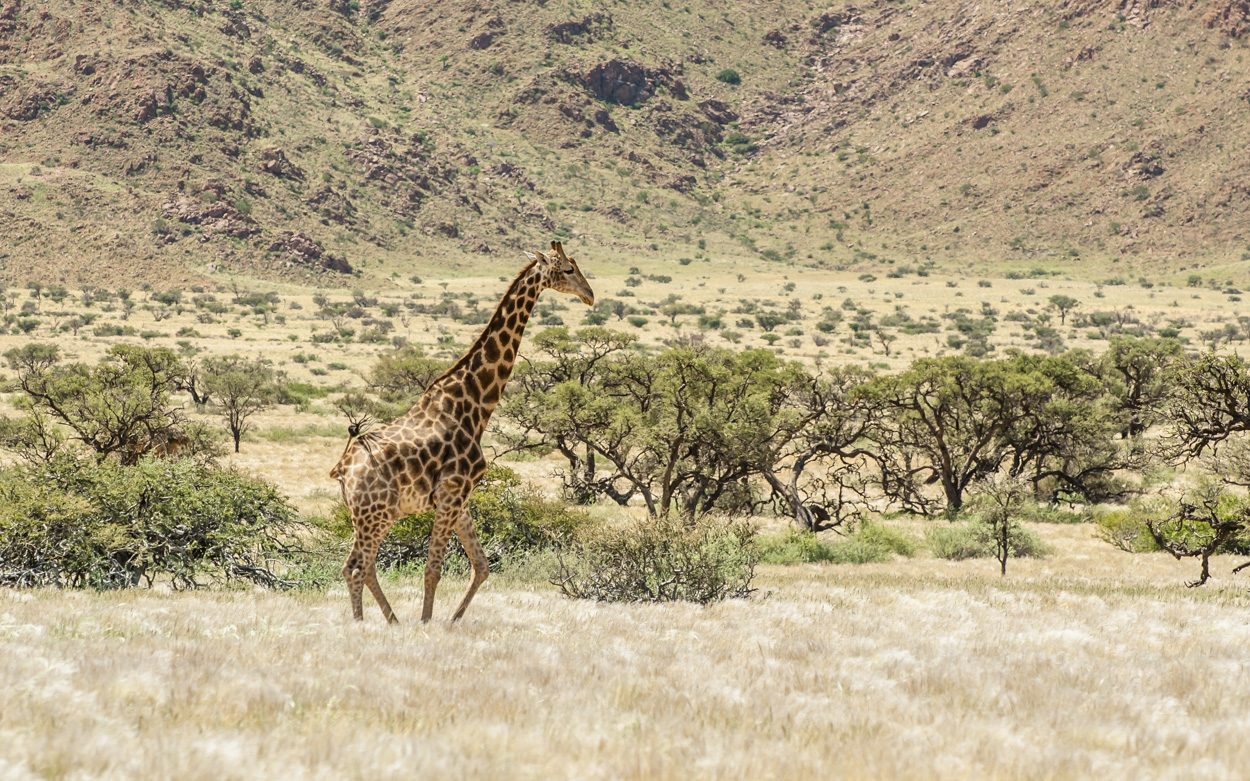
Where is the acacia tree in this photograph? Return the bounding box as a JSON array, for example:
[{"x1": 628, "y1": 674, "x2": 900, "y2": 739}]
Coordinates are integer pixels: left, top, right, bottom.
[
  {"x1": 4, "y1": 343, "x2": 185, "y2": 462},
  {"x1": 998, "y1": 353, "x2": 1140, "y2": 503},
  {"x1": 173, "y1": 355, "x2": 212, "y2": 407},
  {"x1": 756, "y1": 365, "x2": 879, "y2": 531},
  {"x1": 1162, "y1": 351, "x2": 1250, "y2": 460},
  {"x1": 1101, "y1": 336, "x2": 1183, "y2": 437},
  {"x1": 1144, "y1": 483, "x2": 1250, "y2": 587},
  {"x1": 968, "y1": 473, "x2": 1033, "y2": 576},
  {"x1": 1144, "y1": 352, "x2": 1250, "y2": 586},
  {"x1": 497, "y1": 334, "x2": 809, "y2": 517},
  {"x1": 203, "y1": 356, "x2": 275, "y2": 452},
  {"x1": 855, "y1": 355, "x2": 1117, "y2": 514},
  {"x1": 1048, "y1": 294, "x2": 1080, "y2": 324},
  {"x1": 366, "y1": 345, "x2": 452, "y2": 402},
  {"x1": 494, "y1": 327, "x2": 639, "y2": 504}
]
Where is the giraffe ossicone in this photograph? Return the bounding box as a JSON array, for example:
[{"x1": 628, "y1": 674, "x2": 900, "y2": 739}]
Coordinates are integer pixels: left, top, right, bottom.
[{"x1": 330, "y1": 241, "x2": 595, "y2": 623}]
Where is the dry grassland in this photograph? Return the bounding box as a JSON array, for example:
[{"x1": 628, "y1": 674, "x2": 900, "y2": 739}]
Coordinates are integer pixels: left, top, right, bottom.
[
  {"x1": 2, "y1": 271, "x2": 1249, "y2": 780},
  {"x1": 2, "y1": 523, "x2": 1248, "y2": 781}
]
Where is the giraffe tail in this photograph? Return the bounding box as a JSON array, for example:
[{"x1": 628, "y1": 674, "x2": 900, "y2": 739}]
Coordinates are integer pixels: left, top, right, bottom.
[
  {"x1": 329, "y1": 426, "x2": 379, "y2": 480},
  {"x1": 329, "y1": 429, "x2": 357, "y2": 480}
]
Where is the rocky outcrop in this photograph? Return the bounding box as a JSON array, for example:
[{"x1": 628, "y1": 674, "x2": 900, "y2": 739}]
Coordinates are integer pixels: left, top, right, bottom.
[
  {"x1": 763, "y1": 29, "x2": 788, "y2": 48},
  {"x1": 547, "y1": 13, "x2": 613, "y2": 44},
  {"x1": 1205, "y1": 0, "x2": 1250, "y2": 37},
  {"x1": 699, "y1": 99, "x2": 738, "y2": 125},
  {"x1": 162, "y1": 196, "x2": 259, "y2": 238},
  {"x1": 266, "y1": 230, "x2": 353, "y2": 273},
  {"x1": 664, "y1": 174, "x2": 697, "y2": 193},
  {"x1": 581, "y1": 58, "x2": 653, "y2": 105},
  {"x1": 811, "y1": 9, "x2": 854, "y2": 33},
  {"x1": 306, "y1": 186, "x2": 356, "y2": 224},
  {"x1": 257, "y1": 147, "x2": 305, "y2": 180},
  {"x1": 468, "y1": 31, "x2": 496, "y2": 49},
  {"x1": 0, "y1": 77, "x2": 58, "y2": 120},
  {"x1": 284, "y1": 57, "x2": 327, "y2": 86}
]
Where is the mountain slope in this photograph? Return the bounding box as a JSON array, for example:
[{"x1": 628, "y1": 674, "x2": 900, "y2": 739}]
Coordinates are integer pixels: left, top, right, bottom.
[{"x1": 2, "y1": 0, "x2": 1249, "y2": 287}]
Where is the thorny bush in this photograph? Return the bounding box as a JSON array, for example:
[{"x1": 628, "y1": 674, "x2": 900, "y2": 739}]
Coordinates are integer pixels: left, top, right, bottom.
[
  {"x1": 553, "y1": 514, "x2": 757, "y2": 604},
  {"x1": 0, "y1": 454, "x2": 314, "y2": 590}
]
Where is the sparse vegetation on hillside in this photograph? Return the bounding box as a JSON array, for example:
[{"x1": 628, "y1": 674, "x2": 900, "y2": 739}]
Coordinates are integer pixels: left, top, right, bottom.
[{"x1": 3, "y1": 1, "x2": 1250, "y2": 284}]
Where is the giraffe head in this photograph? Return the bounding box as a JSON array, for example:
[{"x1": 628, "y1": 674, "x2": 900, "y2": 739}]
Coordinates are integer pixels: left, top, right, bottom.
[{"x1": 525, "y1": 241, "x2": 595, "y2": 306}]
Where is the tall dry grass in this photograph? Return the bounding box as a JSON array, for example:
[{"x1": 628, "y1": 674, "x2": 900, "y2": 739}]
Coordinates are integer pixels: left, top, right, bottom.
[{"x1": 1, "y1": 524, "x2": 1248, "y2": 780}]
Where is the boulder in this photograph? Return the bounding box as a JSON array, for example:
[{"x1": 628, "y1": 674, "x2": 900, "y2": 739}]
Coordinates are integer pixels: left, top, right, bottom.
[{"x1": 581, "y1": 59, "x2": 652, "y2": 105}]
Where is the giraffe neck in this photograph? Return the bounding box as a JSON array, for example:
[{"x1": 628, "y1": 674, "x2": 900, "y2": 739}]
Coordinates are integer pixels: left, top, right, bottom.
[{"x1": 431, "y1": 261, "x2": 545, "y2": 432}]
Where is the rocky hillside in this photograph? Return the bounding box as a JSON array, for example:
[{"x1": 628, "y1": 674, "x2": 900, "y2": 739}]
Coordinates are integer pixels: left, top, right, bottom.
[{"x1": 2, "y1": 0, "x2": 1250, "y2": 287}]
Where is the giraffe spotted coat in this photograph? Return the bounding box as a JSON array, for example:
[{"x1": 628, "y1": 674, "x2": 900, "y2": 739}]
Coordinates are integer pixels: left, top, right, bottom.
[{"x1": 330, "y1": 241, "x2": 595, "y2": 623}]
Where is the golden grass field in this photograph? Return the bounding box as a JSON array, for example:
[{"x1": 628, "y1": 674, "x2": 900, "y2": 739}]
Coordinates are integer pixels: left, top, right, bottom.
[
  {"x1": 2, "y1": 523, "x2": 1248, "y2": 780},
  {"x1": 1, "y1": 268, "x2": 1249, "y2": 779}
]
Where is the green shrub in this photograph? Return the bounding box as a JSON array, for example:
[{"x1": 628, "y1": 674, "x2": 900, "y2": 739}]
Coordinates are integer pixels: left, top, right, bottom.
[
  {"x1": 759, "y1": 523, "x2": 918, "y2": 565},
  {"x1": 1096, "y1": 508, "x2": 1160, "y2": 553},
  {"x1": 1109, "y1": 491, "x2": 1250, "y2": 559},
  {"x1": 322, "y1": 465, "x2": 589, "y2": 572},
  {"x1": 716, "y1": 68, "x2": 741, "y2": 85},
  {"x1": 926, "y1": 523, "x2": 991, "y2": 560},
  {"x1": 0, "y1": 455, "x2": 312, "y2": 590},
  {"x1": 926, "y1": 521, "x2": 1052, "y2": 560},
  {"x1": 554, "y1": 514, "x2": 756, "y2": 603},
  {"x1": 857, "y1": 521, "x2": 921, "y2": 556},
  {"x1": 759, "y1": 527, "x2": 841, "y2": 564},
  {"x1": 273, "y1": 381, "x2": 331, "y2": 405}
]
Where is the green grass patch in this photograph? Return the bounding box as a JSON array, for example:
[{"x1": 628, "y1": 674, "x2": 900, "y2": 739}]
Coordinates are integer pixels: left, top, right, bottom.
[
  {"x1": 760, "y1": 522, "x2": 920, "y2": 565},
  {"x1": 259, "y1": 423, "x2": 346, "y2": 443}
]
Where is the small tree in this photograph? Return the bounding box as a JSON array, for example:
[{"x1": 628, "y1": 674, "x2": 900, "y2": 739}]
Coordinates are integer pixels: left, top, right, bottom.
[
  {"x1": 4, "y1": 343, "x2": 185, "y2": 462},
  {"x1": 366, "y1": 345, "x2": 451, "y2": 402},
  {"x1": 969, "y1": 473, "x2": 1033, "y2": 576},
  {"x1": 1144, "y1": 483, "x2": 1250, "y2": 587},
  {"x1": 173, "y1": 356, "x2": 213, "y2": 407},
  {"x1": 203, "y1": 356, "x2": 276, "y2": 452},
  {"x1": 754, "y1": 311, "x2": 786, "y2": 332},
  {"x1": 1048, "y1": 294, "x2": 1080, "y2": 324},
  {"x1": 873, "y1": 328, "x2": 897, "y2": 357}
]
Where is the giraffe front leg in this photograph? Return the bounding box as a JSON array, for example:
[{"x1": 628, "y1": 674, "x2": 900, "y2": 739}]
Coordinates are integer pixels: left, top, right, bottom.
[
  {"x1": 451, "y1": 508, "x2": 489, "y2": 622},
  {"x1": 422, "y1": 516, "x2": 454, "y2": 623}
]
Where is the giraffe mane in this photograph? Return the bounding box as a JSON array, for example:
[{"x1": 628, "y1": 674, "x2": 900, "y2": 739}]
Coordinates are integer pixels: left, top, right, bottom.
[{"x1": 425, "y1": 257, "x2": 541, "y2": 390}]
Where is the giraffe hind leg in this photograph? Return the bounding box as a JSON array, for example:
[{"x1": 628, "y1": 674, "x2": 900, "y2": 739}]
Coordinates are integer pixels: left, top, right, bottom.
[
  {"x1": 422, "y1": 516, "x2": 454, "y2": 623},
  {"x1": 357, "y1": 534, "x2": 395, "y2": 622},
  {"x1": 341, "y1": 541, "x2": 366, "y2": 621},
  {"x1": 363, "y1": 549, "x2": 398, "y2": 625},
  {"x1": 451, "y1": 509, "x2": 489, "y2": 622}
]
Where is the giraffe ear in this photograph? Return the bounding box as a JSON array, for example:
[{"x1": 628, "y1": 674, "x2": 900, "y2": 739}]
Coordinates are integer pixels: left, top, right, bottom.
[{"x1": 525, "y1": 250, "x2": 551, "y2": 266}]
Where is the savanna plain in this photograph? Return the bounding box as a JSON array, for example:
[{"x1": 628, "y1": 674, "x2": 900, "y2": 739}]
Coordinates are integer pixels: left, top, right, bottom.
[
  {"x1": 0, "y1": 268, "x2": 1248, "y2": 781},
  {"x1": 2, "y1": 535, "x2": 1248, "y2": 781},
  {"x1": 8, "y1": 0, "x2": 1250, "y2": 774}
]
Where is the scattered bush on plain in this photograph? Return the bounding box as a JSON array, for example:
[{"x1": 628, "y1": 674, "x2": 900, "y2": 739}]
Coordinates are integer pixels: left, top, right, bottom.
[
  {"x1": 0, "y1": 455, "x2": 314, "y2": 590},
  {"x1": 553, "y1": 514, "x2": 757, "y2": 604}
]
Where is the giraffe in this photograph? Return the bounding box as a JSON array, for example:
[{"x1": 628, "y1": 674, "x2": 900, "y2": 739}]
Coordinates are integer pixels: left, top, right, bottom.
[{"x1": 330, "y1": 241, "x2": 595, "y2": 623}]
